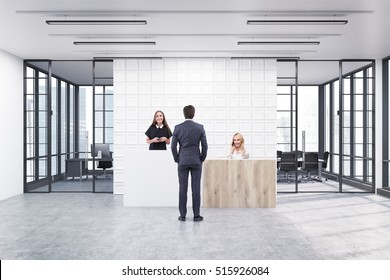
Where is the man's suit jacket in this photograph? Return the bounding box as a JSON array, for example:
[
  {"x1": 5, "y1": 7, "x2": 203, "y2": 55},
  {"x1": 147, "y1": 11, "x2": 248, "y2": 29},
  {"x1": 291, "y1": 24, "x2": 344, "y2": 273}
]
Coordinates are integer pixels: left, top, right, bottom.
[{"x1": 171, "y1": 120, "x2": 208, "y2": 165}]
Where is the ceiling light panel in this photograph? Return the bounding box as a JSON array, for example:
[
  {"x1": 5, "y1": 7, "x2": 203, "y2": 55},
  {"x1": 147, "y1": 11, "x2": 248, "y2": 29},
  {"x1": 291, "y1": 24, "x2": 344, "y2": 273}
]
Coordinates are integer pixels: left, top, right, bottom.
[
  {"x1": 46, "y1": 20, "x2": 147, "y2": 25},
  {"x1": 247, "y1": 20, "x2": 348, "y2": 25},
  {"x1": 238, "y1": 41, "x2": 320, "y2": 45},
  {"x1": 74, "y1": 41, "x2": 156, "y2": 45}
]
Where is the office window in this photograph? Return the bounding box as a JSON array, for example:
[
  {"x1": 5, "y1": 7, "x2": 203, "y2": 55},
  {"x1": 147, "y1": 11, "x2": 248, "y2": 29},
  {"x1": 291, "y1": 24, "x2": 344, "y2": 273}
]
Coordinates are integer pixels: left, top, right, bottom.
[
  {"x1": 298, "y1": 86, "x2": 318, "y2": 152},
  {"x1": 323, "y1": 64, "x2": 374, "y2": 187},
  {"x1": 277, "y1": 85, "x2": 296, "y2": 151}
]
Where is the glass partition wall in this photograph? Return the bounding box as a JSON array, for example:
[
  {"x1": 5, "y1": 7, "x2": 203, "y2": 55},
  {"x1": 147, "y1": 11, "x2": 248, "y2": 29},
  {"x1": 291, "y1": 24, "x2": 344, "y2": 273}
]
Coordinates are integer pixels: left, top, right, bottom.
[
  {"x1": 276, "y1": 60, "x2": 375, "y2": 193},
  {"x1": 24, "y1": 60, "x2": 114, "y2": 193}
]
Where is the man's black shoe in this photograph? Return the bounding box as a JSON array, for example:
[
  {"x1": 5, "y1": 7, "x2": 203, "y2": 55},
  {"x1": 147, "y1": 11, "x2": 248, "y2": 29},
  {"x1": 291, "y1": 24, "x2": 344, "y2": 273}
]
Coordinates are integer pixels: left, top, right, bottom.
[
  {"x1": 193, "y1": 215, "x2": 203, "y2": 222},
  {"x1": 178, "y1": 216, "x2": 186, "y2": 221}
]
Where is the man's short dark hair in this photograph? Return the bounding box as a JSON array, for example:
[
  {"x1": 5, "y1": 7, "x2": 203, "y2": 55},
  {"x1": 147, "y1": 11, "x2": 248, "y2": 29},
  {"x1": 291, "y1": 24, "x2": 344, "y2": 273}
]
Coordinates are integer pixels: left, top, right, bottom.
[{"x1": 183, "y1": 105, "x2": 195, "y2": 119}]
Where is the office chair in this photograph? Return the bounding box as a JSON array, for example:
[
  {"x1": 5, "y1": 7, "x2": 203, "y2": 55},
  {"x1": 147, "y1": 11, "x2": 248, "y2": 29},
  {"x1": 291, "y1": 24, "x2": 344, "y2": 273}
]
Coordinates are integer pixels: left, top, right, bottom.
[
  {"x1": 302, "y1": 152, "x2": 320, "y2": 182},
  {"x1": 95, "y1": 151, "x2": 113, "y2": 179},
  {"x1": 319, "y1": 151, "x2": 329, "y2": 181},
  {"x1": 277, "y1": 152, "x2": 299, "y2": 183}
]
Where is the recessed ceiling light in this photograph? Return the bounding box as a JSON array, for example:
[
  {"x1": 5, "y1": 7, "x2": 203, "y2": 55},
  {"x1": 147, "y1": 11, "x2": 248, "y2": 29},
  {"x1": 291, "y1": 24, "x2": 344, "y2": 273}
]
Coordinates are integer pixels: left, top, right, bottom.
[
  {"x1": 247, "y1": 20, "x2": 348, "y2": 25},
  {"x1": 73, "y1": 41, "x2": 156, "y2": 45},
  {"x1": 238, "y1": 41, "x2": 320, "y2": 45},
  {"x1": 46, "y1": 20, "x2": 147, "y2": 25}
]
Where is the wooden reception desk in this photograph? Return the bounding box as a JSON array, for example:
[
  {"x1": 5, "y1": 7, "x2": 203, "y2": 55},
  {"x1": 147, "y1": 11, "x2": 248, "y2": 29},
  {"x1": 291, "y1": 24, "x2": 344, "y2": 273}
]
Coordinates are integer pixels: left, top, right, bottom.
[{"x1": 202, "y1": 159, "x2": 276, "y2": 208}]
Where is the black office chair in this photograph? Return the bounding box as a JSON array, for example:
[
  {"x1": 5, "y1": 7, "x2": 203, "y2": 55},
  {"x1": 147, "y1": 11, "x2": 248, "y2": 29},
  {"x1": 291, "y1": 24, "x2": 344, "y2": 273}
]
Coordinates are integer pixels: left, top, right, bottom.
[
  {"x1": 277, "y1": 152, "x2": 299, "y2": 183},
  {"x1": 96, "y1": 152, "x2": 113, "y2": 179},
  {"x1": 319, "y1": 151, "x2": 329, "y2": 181},
  {"x1": 302, "y1": 152, "x2": 319, "y2": 182}
]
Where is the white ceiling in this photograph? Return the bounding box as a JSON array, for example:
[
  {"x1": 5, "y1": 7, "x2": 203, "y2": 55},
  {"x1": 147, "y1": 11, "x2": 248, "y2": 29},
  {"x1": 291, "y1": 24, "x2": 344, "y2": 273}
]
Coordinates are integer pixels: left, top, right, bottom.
[{"x1": 1, "y1": 0, "x2": 388, "y2": 84}]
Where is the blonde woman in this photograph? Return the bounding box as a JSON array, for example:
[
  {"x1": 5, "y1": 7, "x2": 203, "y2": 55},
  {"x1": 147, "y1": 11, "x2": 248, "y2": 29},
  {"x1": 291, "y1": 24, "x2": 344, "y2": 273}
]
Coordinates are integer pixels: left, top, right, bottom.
[{"x1": 229, "y1": 132, "x2": 247, "y2": 159}]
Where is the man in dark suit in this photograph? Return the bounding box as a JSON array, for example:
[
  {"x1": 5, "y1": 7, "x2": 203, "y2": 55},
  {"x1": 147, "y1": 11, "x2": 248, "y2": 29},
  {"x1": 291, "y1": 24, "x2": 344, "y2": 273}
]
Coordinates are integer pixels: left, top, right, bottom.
[{"x1": 171, "y1": 105, "x2": 208, "y2": 222}]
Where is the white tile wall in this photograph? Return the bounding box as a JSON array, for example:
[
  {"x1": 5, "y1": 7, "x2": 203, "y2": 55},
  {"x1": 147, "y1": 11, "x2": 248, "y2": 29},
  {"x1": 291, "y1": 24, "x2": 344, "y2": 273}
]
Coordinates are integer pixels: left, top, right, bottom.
[{"x1": 113, "y1": 58, "x2": 277, "y2": 194}]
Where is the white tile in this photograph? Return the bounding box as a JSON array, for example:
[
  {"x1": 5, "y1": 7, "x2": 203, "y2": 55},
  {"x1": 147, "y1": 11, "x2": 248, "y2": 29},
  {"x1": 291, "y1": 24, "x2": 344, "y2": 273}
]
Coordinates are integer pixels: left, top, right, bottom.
[
  {"x1": 126, "y1": 121, "x2": 139, "y2": 132},
  {"x1": 126, "y1": 70, "x2": 139, "y2": 82},
  {"x1": 189, "y1": 83, "x2": 201, "y2": 94},
  {"x1": 227, "y1": 108, "x2": 239, "y2": 119},
  {"x1": 201, "y1": 83, "x2": 213, "y2": 94},
  {"x1": 164, "y1": 96, "x2": 177, "y2": 107},
  {"x1": 265, "y1": 95, "x2": 277, "y2": 108},
  {"x1": 125, "y1": 59, "x2": 138, "y2": 70},
  {"x1": 177, "y1": 71, "x2": 188, "y2": 82},
  {"x1": 265, "y1": 59, "x2": 277, "y2": 70},
  {"x1": 214, "y1": 96, "x2": 226, "y2": 107},
  {"x1": 214, "y1": 121, "x2": 227, "y2": 132},
  {"x1": 252, "y1": 71, "x2": 265, "y2": 82},
  {"x1": 215, "y1": 58, "x2": 227, "y2": 70},
  {"x1": 114, "y1": 59, "x2": 125, "y2": 70},
  {"x1": 126, "y1": 95, "x2": 138, "y2": 107},
  {"x1": 152, "y1": 59, "x2": 163, "y2": 70},
  {"x1": 227, "y1": 59, "x2": 239, "y2": 70},
  {"x1": 240, "y1": 84, "x2": 252, "y2": 95},
  {"x1": 252, "y1": 95, "x2": 265, "y2": 107},
  {"x1": 115, "y1": 108, "x2": 126, "y2": 119},
  {"x1": 214, "y1": 83, "x2": 226, "y2": 95},
  {"x1": 115, "y1": 120, "x2": 126, "y2": 131},
  {"x1": 252, "y1": 59, "x2": 265, "y2": 70},
  {"x1": 139, "y1": 60, "x2": 151, "y2": 70},
  {"x1": 214, "y1": 71, "x2": 226, "y2": 82},
  {"x1": 151, "y1": 96, "x2": 164, "y2": 107},
  {"x1": 139, "y1": 108, "x2": 151, "y2": 120},
  {"x1": 202, "y1": 108, "x2": 214, "y2": 119},
  {"x1": 264, "y1": 108, "x2": 277, "y2": 120},
  {"x1": 240, "y1": 71, "x2": 252, "y2": 82},
  {"x1": 265, "y1": 132, "x2": 277, "y2": 144},
  {"x1": 227, "y1": 83, "x2": 239, "y2": 95},
  {"x1": 201, "y1": 71, "x2": 213, "y2": 82},
  {"x1": 189, "y1": 58, "x2": 202, "y2": 69},
  {"x1": 114, "y1": 95, "x2": 126, "y2": 107},
  {"x1": 240, "y1": 96, "x2": 252, "y2": 107},
  {"x1": 215, "y1": 109, "x2": 227, "y2": 119},
  {"x1": 139, "y1": 84, "x2": 151, "y2": 94},
  {"x1": 177, "y1": 84, "x2": 189, "y2": 95},
  {"x1": 264, "y1": 121, "x2": 276, "y2": 132},
  {"x1": 165, "y1": 71, "x2": 177, "y2": 82},
  {"x1": 239, "y1": 60, "x2": 251, "y2": 70},
  {"x1": 214, "y1": 133, "x2": 227, "y2": 145},
  {"x1": 227, "y1": 96, "x2": 239, "y2": 107},
  {"x1": 114, "y1": 82, "x2": 125, "y2": 95},
  {"x1": 151, "y1": 83, "x2": 164, "y2": 95},
  {"x1": 252, "y1": 133, "x2": 265, "y2": 145},
  {"x1": 189, "y1": 72, "x2": 201, "y2": 82},
  {"x1": 252, "y1": 83, "x2": 265, "y2": 95},
  {"x1": 164, "y1": 58, "x2": 177, "y2": 70},
  {"x1": 165, "y1": 83, "x2": 178, "y2": 94},
  {"x1": 252, "y1": 121, "x2": 265, "y2": 131},
  {"x1": 202, "y1": 95, "x2": 213, "y2": 106},
  {"x1": 177, "y1": 59, "x2": 189, "y2": 70},
  {"x1": 126, "y1": 109, "x2": 138, "y2": 119},
  {"x1": 240, "y1": 109, "x2": 252, "y2": 120},
  {"x1": 152, "y1": 71, "x2": 164, "y2": 82},
  {"x1": 228, "y1": 71, "x2": 239, "y2": 82},
  {"x1": 114, "y1": 132, "x2": 127, "y2": 145},
  {"x1": 139, "y1": 96, "x2": 151, "y2": 107},
  {"x1": 202, "y1": 59, "x2": 214, "y2": 70},
  {"x1": 252, "y1": 146, "x2": 265, "y2": 158},
  {"x1": 125, "y1": 83, "x2": 138, "y2": 95},
  {"x1": 265, "y1": 70, "x2": 277, "y2": 83},
  {"x1": 239, "y1": 121, "x2": 251, "y2": 132},
  {"x1": 115, "y1": 71, "x2": 126, "y2": 82}
]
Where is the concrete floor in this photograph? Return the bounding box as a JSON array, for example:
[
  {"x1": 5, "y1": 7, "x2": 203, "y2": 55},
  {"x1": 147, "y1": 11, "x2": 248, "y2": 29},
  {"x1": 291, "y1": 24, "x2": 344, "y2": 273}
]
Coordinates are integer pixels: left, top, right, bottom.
[{"x1": 0, "y1": 182, "x2": 389, "y2": 260}]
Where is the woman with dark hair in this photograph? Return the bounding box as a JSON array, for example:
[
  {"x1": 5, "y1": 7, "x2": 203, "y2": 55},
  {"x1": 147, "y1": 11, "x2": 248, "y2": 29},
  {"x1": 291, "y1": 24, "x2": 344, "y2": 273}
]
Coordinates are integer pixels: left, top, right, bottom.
[{"x1": 145, "y1": 110, "x2": 172, "y2": 150}]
